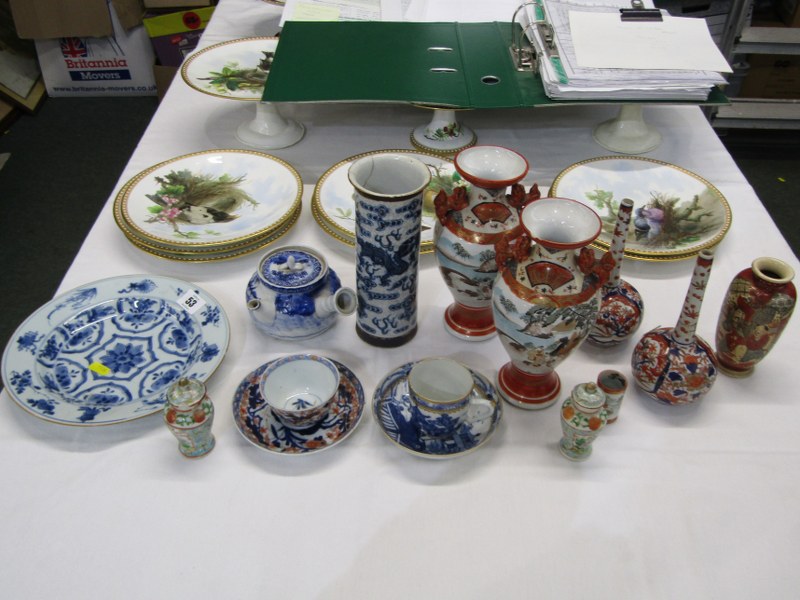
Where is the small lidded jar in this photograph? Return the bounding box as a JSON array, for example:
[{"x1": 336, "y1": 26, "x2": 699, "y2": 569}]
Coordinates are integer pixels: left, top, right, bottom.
[
  {"x1": 559, "y1": 382, "x2": 608, "y2": 461},
  {"x1": 164, "y1": 377, "x2": 215, "y2": 458}
]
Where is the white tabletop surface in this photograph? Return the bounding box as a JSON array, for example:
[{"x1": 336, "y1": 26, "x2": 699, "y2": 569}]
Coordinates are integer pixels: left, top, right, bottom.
[{"x1": 2, "y1": 1, "x2": 799, "y2": 598}]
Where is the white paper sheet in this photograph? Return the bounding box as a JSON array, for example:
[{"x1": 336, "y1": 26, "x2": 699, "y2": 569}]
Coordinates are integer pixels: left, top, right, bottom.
[{"x1": 570, "y1": 12, "x2": 732, "y2": 73}]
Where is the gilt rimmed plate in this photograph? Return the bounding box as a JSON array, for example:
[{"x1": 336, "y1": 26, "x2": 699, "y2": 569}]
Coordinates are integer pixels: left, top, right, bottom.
[
  {"x1": 312, "y1": 149, "x2": 463, "y2": 254},
  {"x1": 549, "y1": 156, "x2": 732, "y2": 262},
  {"x1": 373, "y1": 361, "x2": 502, "y2": 459},
  {"x1": 181, "y1": 37, "x2": 278, "y2": 100},
  {"x1": 2, "y1": 275, "x2": 229, "y2": 426},
  {"x1": 232, "y1": 358, "x2": 365, "y2": 455},
  {"x1": 115, "y1": 149, "x2": 301, "y2": 251}
]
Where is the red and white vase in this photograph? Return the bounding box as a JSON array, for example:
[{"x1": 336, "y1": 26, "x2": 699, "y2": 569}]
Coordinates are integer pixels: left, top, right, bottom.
[
  {"x1": 588, "y1": 198, "x2": 644, "y2": 346},
  {"x1": 715, "y1": 257, "x2": 796, "y2": 377},
  {"x1": 631, "y1": 249, "x2": 718, "y2": 405},
  {"x1": 433, "y1": 145, "x2": 536, "y2": 341},
  {"x1": 491, "y1": 197, "x2": 613, "y2": 409}
]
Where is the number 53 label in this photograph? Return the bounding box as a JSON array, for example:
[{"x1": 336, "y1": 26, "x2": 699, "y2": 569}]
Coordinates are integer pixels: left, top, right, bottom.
[{"x1": 178, "y1": 289, "x2": 206, "y2": 314}]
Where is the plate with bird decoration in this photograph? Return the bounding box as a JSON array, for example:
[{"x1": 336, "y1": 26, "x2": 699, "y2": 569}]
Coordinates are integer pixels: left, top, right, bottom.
[
  {"x1": 312, "y1": 149, "x2": 465, "y2": 254},
  {"x1": 181, "y1": 37, "x2": 278, "y2": 100},
  {"x1": 115, "y1": 149, "x2": 302, "y2": 251},
  {"x1": 549, "y1": 156, "x2": 732, "y2": 262}
]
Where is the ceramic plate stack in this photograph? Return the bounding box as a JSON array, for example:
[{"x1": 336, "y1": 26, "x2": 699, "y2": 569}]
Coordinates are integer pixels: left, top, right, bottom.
[{"x1": 113, "y1": 149, "x2": 302, "y2": 262}]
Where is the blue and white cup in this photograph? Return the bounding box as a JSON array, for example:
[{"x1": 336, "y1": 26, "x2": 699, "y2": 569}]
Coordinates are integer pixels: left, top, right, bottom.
[
  {"x1": 260, "y1": 354, "x2": 340, "y2": 430},
  {"x1": 348, "y1": 153, "x2": 431, "y2": 347},
  {"x1": 408, "y1": 357, "x2": 475, "y2": 438}
]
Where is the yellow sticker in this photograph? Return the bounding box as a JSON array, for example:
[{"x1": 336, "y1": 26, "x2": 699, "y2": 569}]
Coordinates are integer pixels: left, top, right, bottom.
[{"x1": 89, "y1": 362, "x2": 112, "y2": 376}]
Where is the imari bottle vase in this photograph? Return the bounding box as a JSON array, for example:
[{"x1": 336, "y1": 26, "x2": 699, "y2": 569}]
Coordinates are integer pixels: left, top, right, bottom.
[
  {"x1": 433, "y1": 145, "x2": 538, "y2": 341},
  {"x1": 491, "y1": 197, "x2": 613, "y2": 409},
  {"x1": 631, "y1": 249, "x2": 718, "y2": 405}
]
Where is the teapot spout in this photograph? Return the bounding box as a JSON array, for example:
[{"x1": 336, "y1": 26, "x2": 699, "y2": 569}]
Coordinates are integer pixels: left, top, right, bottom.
[
  {"x1": 316, "y1": 287, "x2": 357, "y2": 318},
  {"x1": 247, "y1": 297, "x2": 277, "y2": 324}
]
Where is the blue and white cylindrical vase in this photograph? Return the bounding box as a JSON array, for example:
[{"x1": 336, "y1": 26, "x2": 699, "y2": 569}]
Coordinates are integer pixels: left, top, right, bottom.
[{"x1": 348, "y1": 153, "x2": 431, "y2": 347}]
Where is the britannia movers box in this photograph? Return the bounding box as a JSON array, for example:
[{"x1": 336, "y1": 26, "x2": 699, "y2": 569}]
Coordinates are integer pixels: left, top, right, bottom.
[{"x1": 9, "y1": 0, "x2": 157, "y2": 97}]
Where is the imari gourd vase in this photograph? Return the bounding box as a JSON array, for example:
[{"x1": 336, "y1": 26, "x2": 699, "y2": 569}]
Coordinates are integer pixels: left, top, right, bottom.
[
  {"x1": 631, "y1": 249, "x2": 718, "y2": 405},
  {"x1": 587, "y1": 198, "x2": 644, "y2": 346},
  {"x1": 715, "y1": 257, "x2": 796, "y2": 377},
  {"x1": 433, "y1": 145, "x2": 537, "y2": 341},
  {"x1": 491, "y1": 197, "x2": 613, "y2": 409}
]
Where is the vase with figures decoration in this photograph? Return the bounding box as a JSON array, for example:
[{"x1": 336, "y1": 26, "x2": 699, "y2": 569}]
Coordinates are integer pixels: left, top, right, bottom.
[{"x1": 491, "y1": 197, "x2": 613, "y2": 409}]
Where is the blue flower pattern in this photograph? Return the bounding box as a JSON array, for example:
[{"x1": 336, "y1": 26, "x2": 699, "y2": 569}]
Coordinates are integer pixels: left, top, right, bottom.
[{"x1": 99, "y1": 342, "x2": 146, "y2": 374}]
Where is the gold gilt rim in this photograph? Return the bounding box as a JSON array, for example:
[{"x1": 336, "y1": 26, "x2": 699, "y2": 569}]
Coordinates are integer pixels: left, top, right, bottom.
[
  {"x1": 180, "y1": 36, "x2": 279, "y2": 101},
  {"x1": 115, "y1": 148, "x2": 302, "y2": 250},
  {"x1": 311, "y1": 148, "x2": 447, "y2": 255},
  {"x1": 122, "y1": 206, "x2": 300, "y2": 263},
  {"x1": 408, "y1": 130, "x2": 476, "y2": 157},
  {"x1": 549, "y1": 155, "x2": 733, "y2": 263}
]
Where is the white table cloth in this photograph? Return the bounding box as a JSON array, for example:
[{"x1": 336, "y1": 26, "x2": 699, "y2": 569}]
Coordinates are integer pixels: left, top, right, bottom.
[{"x1": 2, "y1": 1, "x2": 798, "y2": 598}]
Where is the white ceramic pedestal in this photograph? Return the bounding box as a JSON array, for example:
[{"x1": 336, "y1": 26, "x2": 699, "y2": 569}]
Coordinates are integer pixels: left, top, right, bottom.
[
  {"x1": 592, "y1": 105, "x2": 662, "y2": 155},
  {"x1": 236, "y1": 102, "x2": 305, "y2": 149},
  {"x1": 411, "y1": 108, "x2": 476, "y2": 155}
]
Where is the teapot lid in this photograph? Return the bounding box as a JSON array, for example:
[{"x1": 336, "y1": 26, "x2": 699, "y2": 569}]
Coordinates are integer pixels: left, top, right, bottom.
[{"x1": 259, "y1": 246, "x2": 326, "y2": 290}]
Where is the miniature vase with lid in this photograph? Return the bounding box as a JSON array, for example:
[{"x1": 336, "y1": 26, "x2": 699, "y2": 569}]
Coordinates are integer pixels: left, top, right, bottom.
[
  {"x1": 559, "y1": 382, "x2": 608, "y2": 461},
  {"x1": 587, "y1": 198, "x2": 644, "y2": 346},
  {"x1": 631, "y1": 249, "x2": 718, "y2": 405},
  {"x1": 491, "y1": 197, "x2": 613, "y2": 409},
  {"x1": 715, "y1": 257, "x2": 796, "y2": 377},
  {"x1": 164, "y1": 377, "x2": 215, "y2": 458},
  {"x1": 434, "y1": 145, "x2": 537, "y2": 341}
]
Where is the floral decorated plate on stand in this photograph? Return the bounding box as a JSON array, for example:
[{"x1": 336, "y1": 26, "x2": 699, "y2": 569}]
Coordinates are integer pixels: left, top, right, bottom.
[
  {"x1": 373, "y1": 361, "x2": 502, "y2": 459},
  {"x1": 549, "y1": 156, "x2": 732, "y2": 261},
  {"x1": 181, "y1": 37, "x2": 277, "y2": 100},
  {"x1": 311, "y1": 149, "x2": 465, "y2": 254},
  {"x1": 1, "y1": 275, "x2": 229, "y2": 425},
  {"x1": 232, "y1": 358, "x2": 365, "y2": 455},
  {"x1": 114, "y1": 149, "x2": 302, "y2": 255}
]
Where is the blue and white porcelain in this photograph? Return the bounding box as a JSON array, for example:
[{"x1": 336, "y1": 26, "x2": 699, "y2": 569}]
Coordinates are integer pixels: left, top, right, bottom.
[
  {"x1": 232, "y1": 358, "x2": 364, "y2": 455},
  {"x1": 259, "y1": 354, "x2": 339, "y2": 430},
  {"x1": 246, "y1": 245, "x2": 357, "y2": 340},
  {"x1": 373, "y1": 361, "x2": 502, "y2": 459},
  {"x1": 349, "y1": 153, "x2": 431, "y2": 347},
  {"x1": 2, "y1": 275, "x2": 229, "y2": 426},
  {"x1": 407, "y1": 357, "x2": 474, "y2": 438}
]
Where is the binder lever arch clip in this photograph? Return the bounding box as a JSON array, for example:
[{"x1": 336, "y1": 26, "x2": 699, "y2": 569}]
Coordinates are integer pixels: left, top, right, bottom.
[{"x1": 511, "y1": 1, "x2": 544, "y2": 72}]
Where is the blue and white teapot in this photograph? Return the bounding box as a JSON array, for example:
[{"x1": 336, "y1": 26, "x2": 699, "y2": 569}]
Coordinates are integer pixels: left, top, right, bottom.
[{"x1": 246, "y1": 246, "x2": 356, "y2": 340}]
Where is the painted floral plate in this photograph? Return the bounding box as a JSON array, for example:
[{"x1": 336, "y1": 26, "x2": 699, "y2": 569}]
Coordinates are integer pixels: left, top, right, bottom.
[
  {"x1": 181, "y1": 37, "x2": 278, "y2": 100},
  {"x1": 549, "y1": 156, "x2": 732, "y2": 261},
  {"x1": 232, "y1": 358, "x2": 365, "y2": 455},
  {"x1": 115, "y1": 149, "x2": 301, "y2": 251},
  {"x1": 2, "y1": 275, "x2": 229, "y2": 425},
  {"x1": 312, "y1": 149, "x2": 464, "y2": 254},
  {"x1": 373, "y1": 361, "x2": 502, "y2": 459}
]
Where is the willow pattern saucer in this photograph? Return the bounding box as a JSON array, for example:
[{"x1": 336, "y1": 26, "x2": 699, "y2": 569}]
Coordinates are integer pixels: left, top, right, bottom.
[
  {"x1": 373, "y1": 361, "x2": 502, "y2": 459},
  {"x1": 2, "y1": 275, "x2": 229, "y2": 425},
  {"x1": 549, "y1": 156, "x2": 732, "y2": 262},
  {"x1": 232, "y1": 358, "x2": 365, "y2": 455},
  {"x1": 181, "y1": 37, "x2": 278, "y2": 100},
  {"x1": 312, "y1": 149, "x2": 463, "y2": 254},
  {"x1": 115, "y1": 149, "x2": 301, "y2": 251}
]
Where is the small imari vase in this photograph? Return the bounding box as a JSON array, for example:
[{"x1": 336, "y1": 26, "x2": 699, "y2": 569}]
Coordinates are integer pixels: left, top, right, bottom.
[
  {"x1": 588, "y1": 198, "x2": 644, "y2": 346},
  {"x1": 433, "y1": 145, "x2": 536, "y2": 341},
  {"x1": 491, "y1": 197, "x2": 613, "y2": 409},
  {"x1": 596, "y1": 369, "x2": 627, "y2": 424},
  {"x1": 349, "y1": 154, "x2": 431, "y2": 347},
  {"x1": 715, "y1": 257, "x2": 796, "y2": 377},
  {"x1": 559, "y1": 382, "x2": 608, "y2": 461},
  {"x1": 164, "y1": 377, "x2": 215, "y2": 458},
  {"x1": 631, "y1": 249, "x2": 718, "y2": 405}
]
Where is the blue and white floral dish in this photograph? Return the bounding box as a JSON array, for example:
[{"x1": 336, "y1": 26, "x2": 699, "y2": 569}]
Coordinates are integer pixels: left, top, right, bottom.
[
  {"x1": 232, "y1": 358, "x2": 364, "y2": 455},
  {"x1": 2, "y1": 275, "x2": 229, "y2": 426},
  {"x1": 373, "y1": 361, "x2": 502, "y2": 459}
]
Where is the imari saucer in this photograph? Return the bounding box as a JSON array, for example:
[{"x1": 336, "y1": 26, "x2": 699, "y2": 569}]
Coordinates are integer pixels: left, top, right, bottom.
[
  {"x1": 232, "y1": 358, "x2": 364, "y2": 455},
  {"x1": 373, "y1": 361, "x2": 502, "y2": 459}
]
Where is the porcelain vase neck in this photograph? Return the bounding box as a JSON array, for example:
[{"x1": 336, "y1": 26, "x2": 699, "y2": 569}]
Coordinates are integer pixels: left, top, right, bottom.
[
  {"x1": 607, "y1": 198, "x2": 634, "y2": 289},
  {"x1": 672, "y1": 250, "x2": 714, "y2": 345}
]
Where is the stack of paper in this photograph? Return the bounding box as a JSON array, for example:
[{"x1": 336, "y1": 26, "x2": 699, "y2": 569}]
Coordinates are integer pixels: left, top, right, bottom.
[{"x1": 527, "y1": 0, "x2": 730, "y2": 100}]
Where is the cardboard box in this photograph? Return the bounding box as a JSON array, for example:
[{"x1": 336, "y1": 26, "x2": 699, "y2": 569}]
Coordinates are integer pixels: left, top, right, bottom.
[
  {"x1": 9, "y1": 0, "x2": 144, "y2": 39},
  {"x1": 740, "y1": 54, "x2": 800, "y2": 99},
  {"x1": 143, "y1": 7, "x2": 214, "y2": 67},
  {"x1": 144, "y1": 0, "x2": 214, "y2": 7}
]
